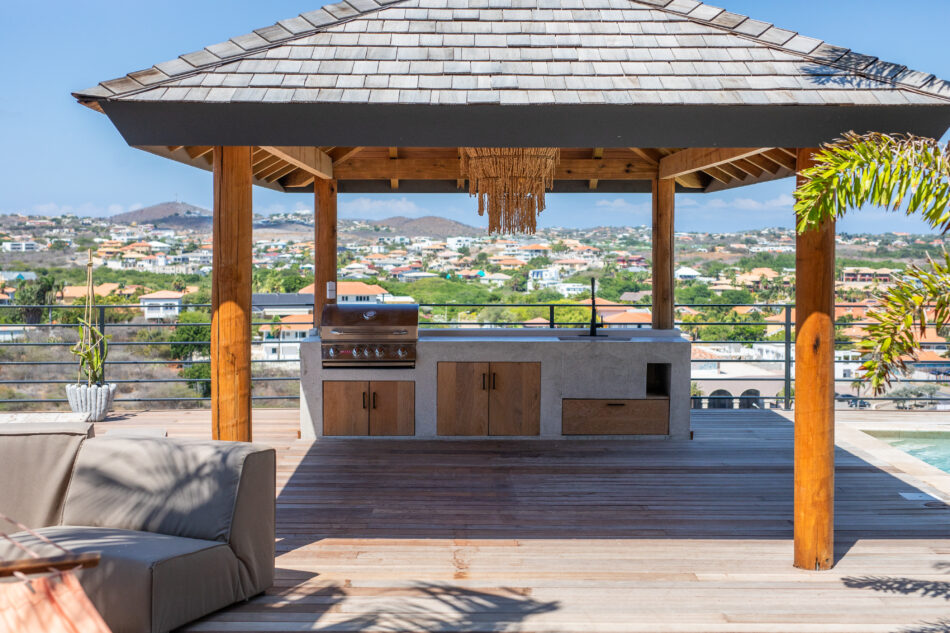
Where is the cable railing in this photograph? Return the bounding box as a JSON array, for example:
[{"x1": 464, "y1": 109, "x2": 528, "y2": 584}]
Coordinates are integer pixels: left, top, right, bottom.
[{"x1": 0, "y1": 302, "x2": 946, "y2": 411}]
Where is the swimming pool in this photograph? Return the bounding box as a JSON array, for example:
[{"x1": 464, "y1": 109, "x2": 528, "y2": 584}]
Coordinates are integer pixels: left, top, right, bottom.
[{"x1": 870, "y1": 431, "x2": 950, "y2": 474}]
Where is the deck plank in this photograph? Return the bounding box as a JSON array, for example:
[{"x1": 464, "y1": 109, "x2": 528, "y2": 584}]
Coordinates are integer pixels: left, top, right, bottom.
[{"x1": 97, "y1": 409, "x2": 950, "y2": 633}]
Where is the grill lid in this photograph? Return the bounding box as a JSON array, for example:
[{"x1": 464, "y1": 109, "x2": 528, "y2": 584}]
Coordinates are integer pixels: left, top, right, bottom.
[{"x1": 320, "y1": 303, "x2": 419, "y2": 334}]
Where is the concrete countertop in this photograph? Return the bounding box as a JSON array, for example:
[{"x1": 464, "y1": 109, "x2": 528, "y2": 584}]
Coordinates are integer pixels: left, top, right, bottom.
[{"x1": 304, "y1": 328, "x2": 689, "y2": 344}]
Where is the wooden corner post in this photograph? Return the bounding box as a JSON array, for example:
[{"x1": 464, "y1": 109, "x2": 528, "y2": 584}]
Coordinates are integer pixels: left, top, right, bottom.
[
  {"x1": 794, "y1": 147, "x2": 835, "y2": 570},
  {"x1": 314, "y1": 178, "x2": 338, "y2": 321},
  {"x1": 652, "y1": 177, "x2": 675, "y2": 329},
  {"x1": 212, "y1": 146, "x2": 253, "y2": 442}
]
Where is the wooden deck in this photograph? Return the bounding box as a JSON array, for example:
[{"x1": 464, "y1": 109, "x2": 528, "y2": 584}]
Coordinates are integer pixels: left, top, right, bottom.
[{"x1": 96, "y1": 409, "x2": 950, "y2": 633}]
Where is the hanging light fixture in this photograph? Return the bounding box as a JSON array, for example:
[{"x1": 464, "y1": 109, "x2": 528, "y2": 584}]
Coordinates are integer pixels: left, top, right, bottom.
[{"x1": 460, "y1": 148, "x2": 560, "y2": 235}]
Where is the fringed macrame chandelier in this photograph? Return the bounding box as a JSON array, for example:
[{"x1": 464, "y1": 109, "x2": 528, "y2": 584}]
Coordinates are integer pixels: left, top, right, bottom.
[{"x1": 461, "y1": 148, "x2": 560, "y2": 235}]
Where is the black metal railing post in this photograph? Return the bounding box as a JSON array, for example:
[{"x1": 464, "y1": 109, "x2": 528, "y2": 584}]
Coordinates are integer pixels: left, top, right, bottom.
[
  {"x1": 783, "y1": 304, "x2": 792, "y2": 410},
  {"x1": 549, "y1": 305, "x2": 555, "y2": 328}
]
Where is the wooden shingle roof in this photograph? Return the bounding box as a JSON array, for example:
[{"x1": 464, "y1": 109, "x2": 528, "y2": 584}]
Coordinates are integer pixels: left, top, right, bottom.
[{"x1": 76, "y1": 0, "x2": 950, "y2": 108}]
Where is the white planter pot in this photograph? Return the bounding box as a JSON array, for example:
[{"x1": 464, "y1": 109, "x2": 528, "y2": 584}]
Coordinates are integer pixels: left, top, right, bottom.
[{"x1": 66, "y1": 383, "x2": 117, "y2": 422}]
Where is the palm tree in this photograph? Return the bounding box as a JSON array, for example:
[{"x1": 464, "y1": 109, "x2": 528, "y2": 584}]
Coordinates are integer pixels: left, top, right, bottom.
[{"x1": 794, "y1": 132, "x2": 950, "y2": 394}]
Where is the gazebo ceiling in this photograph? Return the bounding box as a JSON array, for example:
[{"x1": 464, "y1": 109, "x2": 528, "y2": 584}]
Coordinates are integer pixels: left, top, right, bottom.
[{"x1": 75, "y1": 0, "x2": 950, "y2": 193}]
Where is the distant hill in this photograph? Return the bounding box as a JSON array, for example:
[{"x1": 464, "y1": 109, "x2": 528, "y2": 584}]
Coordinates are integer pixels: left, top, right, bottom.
[
  {"x1": 111, "y1": 202, "x2": 210, "y2": 228},
  {"x1": 369, "y1": 216, "x2": 483, "y2": 238}
]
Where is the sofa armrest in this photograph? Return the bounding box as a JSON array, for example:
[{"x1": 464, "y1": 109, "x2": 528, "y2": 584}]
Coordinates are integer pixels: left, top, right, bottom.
[{"x1": 228, "y1": 447, "x2": 276, "y2": 597}]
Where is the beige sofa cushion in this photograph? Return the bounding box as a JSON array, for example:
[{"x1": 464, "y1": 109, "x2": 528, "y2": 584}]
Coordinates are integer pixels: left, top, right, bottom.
[
  {"x1": 0, "y1": 422, "x2": 93, "y2": 529},
  {"x1": 61, "y1": 437, "x2": 264, "y2": 543},
  {"x1": 0, "y1": 526, "x2": 242, "y2": 633}
]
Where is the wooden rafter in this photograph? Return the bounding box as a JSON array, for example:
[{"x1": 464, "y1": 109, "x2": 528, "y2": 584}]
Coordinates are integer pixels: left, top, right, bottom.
[
  {"x1": 744, "y1": 153, "x2": 782, "y2": 175},
  {"x1": 256, "y1": 158, "x2": 290, "y2": 180},
  {"x1": 589, "y1": 147, "x2": 604, "y2": 190},
  {"x1": 630, "y1": 147, "x2": 703, "y2": 189},
  {"x1": 253, "y1": 155, "x2": 283, "y2": 178},
  {"x1": 389, "y1": 147, "x2": 399, "y2": 190},
  {"x1": 185, "y1": 146, "x2": 213, "y2": 160},
  {"x1": 260, "y1": 146, "x2": 333, "y2": 180},
  {"x1": 328, "y1": 147, "x2": 364, "y2": 164},
  {"x1": 659, "y1": 148, "x2": 770, "y2": 180},
  {"x1": 281, "y1": 169, "x2": 316, "y2": 188},
  {"x1": 702, "y1": 166, "x2": 733, "y2": 185},
  {"x1": 265, "y1": 163, "x2": 298, "y2": 183},
  {"x1": 716, "y1": 162, "x2": 747, "y2": 181},
  {"x1": 731, "y1": 158, "x2": 764, "y2": 178},
  {"x1": 761, "y1": 149, "x2": 797, "y2": 171}
]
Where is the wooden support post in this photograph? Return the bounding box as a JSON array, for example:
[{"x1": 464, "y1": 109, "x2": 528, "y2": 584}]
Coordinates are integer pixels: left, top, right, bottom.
[
  {"x1": 794, "y1": 147, "x2": 835, "y2": 570},
  {"x1": 314, "y1": 178, "x2": 338, "y2": 321},
  {"x1": 651, "y1": 178, "x2": 675, "y2": 329},
  {"x1": 212, "y1": 146, "x2": 253, "y2": 442}
]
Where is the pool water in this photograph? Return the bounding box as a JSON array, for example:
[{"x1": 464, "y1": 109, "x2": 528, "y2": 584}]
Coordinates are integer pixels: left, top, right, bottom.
[{"x1": 878, "y1": 434, "x2": 950, "y2": 474}]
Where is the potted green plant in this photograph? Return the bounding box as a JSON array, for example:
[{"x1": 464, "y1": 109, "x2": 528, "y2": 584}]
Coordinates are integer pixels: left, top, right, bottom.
[{"x1": 66, "y1": 251, "x2": 116, "y2": 421}]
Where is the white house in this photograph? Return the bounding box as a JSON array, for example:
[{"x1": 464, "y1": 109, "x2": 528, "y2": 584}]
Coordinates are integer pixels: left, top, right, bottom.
[
  {"x1": 2, "y1": 241, "x2": 43, "y2": 253},
  {"x1": 527, "y1": 267, "x2": 560, "y2": 291},
  {"x1": 140, "y1": 290, "x2": 185, "y2": 320},
  {"x1": 675, "y1": 266, "x2": 702, "y2": 280},
  {"x1": 258, "y1": 314, "x2": 313, "y2": 361},
  {"x1": 297, "y1": 281, "x2": 392, "y2": 303}
]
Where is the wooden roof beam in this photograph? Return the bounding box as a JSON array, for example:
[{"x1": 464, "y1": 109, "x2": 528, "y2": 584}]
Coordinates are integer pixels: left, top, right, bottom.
[
  {"x1": 260, "y1": 146, "x2": 332, "y2": 179},
  {"x1": 265, "y1": 163, "x2": 298, "y2": 183},
  {"x1": 744, "y1": 153, "x2": 782, "y2": 175},
  {"x1": 281, "y1": 169, "x2": 315, "y2": 189},
  {"x1": 333, "y1": 158, "x2": 658, "y2": 180},
  {"x1": 630, "y1": 147, "x2": 702, "y2": 188},
  {"x1": 659, "y1": 148, "x2": 771, "y2": 180},
  {"x1": 589, "y1": 147, "x2": 604, "y2": 190},
  {"x1": 389, "y1": 147, "x2": 399, "y2": 190},
  {"x1": 701, "y1": 166, "x2": 733, "y2": 184},
  {"x1": 328, "y1": 147, "x2": 364, "y2": 164},
  {"x1": 762, "y1": 149, "x2": 797, "y2": 171},
  {"x1": 185, "y1": 146, "x2": 213, "y2": 160}
]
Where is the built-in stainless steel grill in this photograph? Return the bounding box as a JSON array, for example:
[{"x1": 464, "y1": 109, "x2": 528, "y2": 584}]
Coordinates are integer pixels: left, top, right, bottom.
[{"x1": 319, "y1": 304, "x2": 418, "y2": 368}]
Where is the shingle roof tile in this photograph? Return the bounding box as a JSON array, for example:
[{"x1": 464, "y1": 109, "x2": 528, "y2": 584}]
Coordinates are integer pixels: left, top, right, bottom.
[{"x1": 74, "y1": 0, "x2": 950, "y2": 107}]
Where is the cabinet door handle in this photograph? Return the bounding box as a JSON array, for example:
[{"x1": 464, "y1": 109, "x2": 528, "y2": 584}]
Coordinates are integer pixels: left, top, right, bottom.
[
  {"x1": 492, "y1": 373, "x2": 497, "y2": 390},
  {"x1": 372, "y1": 392, "x2": 377, "y2": 409},
  {"x1": 362, "y1": 392, "x2": 367, "y2": 409},
  {"x1": 482, "y1": 373, "x2": 487, "y2": 390},
  {"x1": 607, "y1": 402, "x2": 625, "y2": 407}
]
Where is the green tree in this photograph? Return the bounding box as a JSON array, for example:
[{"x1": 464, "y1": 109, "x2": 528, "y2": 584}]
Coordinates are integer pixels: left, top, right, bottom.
[
  {"x1": 180, "y1": 363, "x2": 211, "y2": 397},
  {"x1": 169, "y1": 310, "x2": 211, "y2": 361},
  {"x1": 794, "y1": 132, "x2": 950, "y2": 393},
  {"x1": 15, "y1": 275, "x2": 62, "y2": 324}
]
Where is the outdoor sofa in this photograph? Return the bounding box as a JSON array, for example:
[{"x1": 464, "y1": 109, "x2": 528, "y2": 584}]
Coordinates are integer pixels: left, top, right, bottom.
[{"x1": 0, "y1": 422, "x2": 276, "y2": 633}]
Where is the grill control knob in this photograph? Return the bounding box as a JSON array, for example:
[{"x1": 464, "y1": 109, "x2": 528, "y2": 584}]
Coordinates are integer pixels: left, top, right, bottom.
[
  {"x1": 353, "y1": 346, "x2": 365, "y2": 358},
  {"x1": 373, "y1": 347, "x2": 385, "y2": 358},
  {"x1": 326, "y1": 347, "x2": 338, "y2": 358},
  {"x1": 395, "y1": 347, "x2": 408, "y2": 359}
]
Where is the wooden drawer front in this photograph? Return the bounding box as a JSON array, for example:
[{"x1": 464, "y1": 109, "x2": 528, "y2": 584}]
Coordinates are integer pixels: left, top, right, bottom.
[{"x1": 562, "y1": 398, "x2": 669, "y2": 435}]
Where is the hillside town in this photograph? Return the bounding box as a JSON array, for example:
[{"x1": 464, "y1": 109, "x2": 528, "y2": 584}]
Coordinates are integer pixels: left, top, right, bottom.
[{"x1": 0, "y1": 203, "x2": 948, "y2": 411}]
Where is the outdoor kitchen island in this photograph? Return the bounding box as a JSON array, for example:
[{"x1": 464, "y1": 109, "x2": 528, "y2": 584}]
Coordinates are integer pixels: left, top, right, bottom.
[{"x1": 300, "y1": 328, "x2": 691, "y2": 440}]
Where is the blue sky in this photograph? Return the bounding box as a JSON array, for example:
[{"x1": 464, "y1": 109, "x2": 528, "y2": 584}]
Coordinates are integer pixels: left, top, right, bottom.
[{"x1": 1, "y1": 0, "x2": 948, "y2": 233}]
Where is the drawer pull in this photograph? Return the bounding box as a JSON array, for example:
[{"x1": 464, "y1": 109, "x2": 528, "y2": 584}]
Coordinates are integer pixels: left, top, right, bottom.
[{"x1": 606, "y1": 402, "x2": 626, "y2": 407}]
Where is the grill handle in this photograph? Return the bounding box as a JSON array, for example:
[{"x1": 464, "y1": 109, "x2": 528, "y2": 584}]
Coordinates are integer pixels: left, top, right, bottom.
[{"x1": 328, "y1": 329, "x2": 410, "y2": 335}]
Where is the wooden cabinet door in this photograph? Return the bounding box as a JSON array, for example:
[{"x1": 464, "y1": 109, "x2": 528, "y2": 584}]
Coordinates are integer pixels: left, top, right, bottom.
[
  {"x1": 369, "y1": 381, "x2": 415, "y2": 436},
  {"x1": 489, "y1": 362, "x2": 541, "y2": 436},
  {"x1": 323, "y1": 381, "x2": 369, "y2": 436},
  {"x1": 437, "y1": 362, "x2": 489, "y2": 436}
]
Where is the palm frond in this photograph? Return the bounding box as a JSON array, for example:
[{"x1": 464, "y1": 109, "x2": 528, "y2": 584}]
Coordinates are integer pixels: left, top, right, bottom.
[{"x1": 794, "y1": 132, "x2": 950, "y2": 233}]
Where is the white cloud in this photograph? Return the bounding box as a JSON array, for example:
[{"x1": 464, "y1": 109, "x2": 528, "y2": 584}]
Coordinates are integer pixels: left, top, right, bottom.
[
  {"x1": 339, "y1": 196, "x2": 426, "y2": 220},
  {"x1": 594, "y1": 198, "x2": 649, "y2": 212}
]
